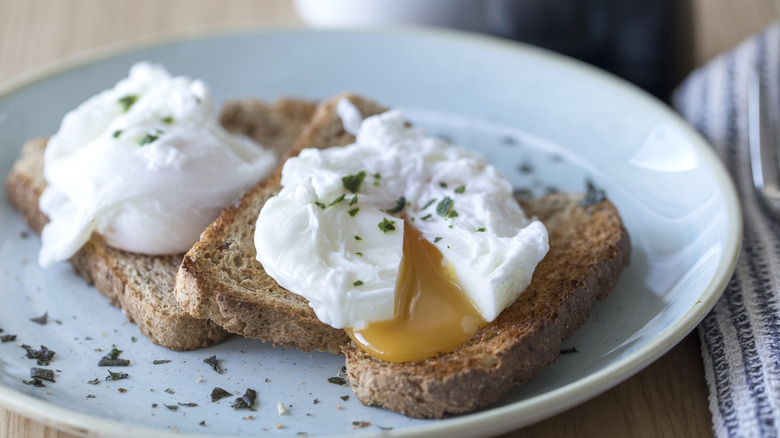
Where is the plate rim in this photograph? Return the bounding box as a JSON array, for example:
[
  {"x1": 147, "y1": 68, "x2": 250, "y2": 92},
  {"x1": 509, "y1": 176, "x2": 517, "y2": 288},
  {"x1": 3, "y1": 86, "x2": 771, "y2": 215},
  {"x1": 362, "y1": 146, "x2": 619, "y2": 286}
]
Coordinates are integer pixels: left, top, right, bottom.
[{"x1": 0, "y1": 25, "x2": 742, "y2": 438}]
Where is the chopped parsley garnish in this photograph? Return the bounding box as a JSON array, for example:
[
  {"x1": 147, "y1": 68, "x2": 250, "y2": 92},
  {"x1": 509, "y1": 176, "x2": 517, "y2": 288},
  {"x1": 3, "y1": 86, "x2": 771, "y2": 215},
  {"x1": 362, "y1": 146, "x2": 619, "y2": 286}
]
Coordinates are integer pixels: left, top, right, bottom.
[
  {"x1": 313, "y1": 201, "x2": 326, "y2": 209},
  {"x1": 329, "y1": 193, "x2": 346, "y2": 206},
  {"x1": 30, "y1": 312, "x2": 49, "y2": 325},
  {"x1": 87, "y1": 378, "x2": 100, "y2": 385},
  {"x1": 139, "y1": 131, "x2": 161, "y2": 146},
  {"x1": 454, "y1": 185, "x2": 466, "y2": 194},
  {"x1": 152, "y1": 359, "x2": 171, "y2": 365},
  {"x1": 211, "y1": 387, "x2": 232, "y2": 402},
  {"x1": 387, "y1": 196, "x2": 406, "y2": 214},
  {"x1": 348, "y1": 208, "x2": 359, "y2": 217},
  {"x1": 23, "y1": 378, "x2": 46, "y2": 387},
  {"x1": 373, "y1": 173, "x2": 381, "y2": 187},
  {"x1": 378, "y1": 218, "x2": 396, "y2": 233},
  {"x1": 161, "y1": 116, "x2": 174, "y2": 124},
  {"x1": 433, "y1": 237, "x2": 442, "y2": 243},
  {"x1": 580, "y1": 180, "x2": 606, "y2": 207},
  {"x1": 328, "y1": 377, "x2": 347, "y2": 385},
  {"x1": 231, "y1": 388, "x2": 257, "y2": 410},
  {"x1": 354, "y1": 235, "x2": 362, "y2": 241},
  {"x1": 105, "y1": 370, "x2": 128, "y2": 381},
  {"x1": 355, "y1": 252, "x2": 363, "y2": 257},
  {"x1": 342, "y1": 171, "x2": 366, "y2": 193},
  {"x1": 112, "y1": 130, "x2": 123, "y2": 138},
  {"x1": 340, "y1": 395, "x2": 350, "y2": 401},
  {"x1": 422, "y1": 199, "x2": 437, "y2": 210},
  {"x1": 477, "y1": 227, "x2": 486, "y2": 232},
  {"x1": 1, "y1": 334, "x2": 16, "y2": 343},
  {"x1": 21, "y1": 345, "x2": 55, "y2": 366},
  {"x1": 164, "y1": 404, "x2": 178, "y2": 411},
  {"x1": 98, "y1": 347, "x2": 129, "y2": 367},
  {"x1": 118, "y1": 94, "x2": 138, "y2": 112},
  {"x1": 447, "y1": 210, "x2": 459, "y2": 218},
  {"x1": 436, "y1": 197, "x2": 455, "y2": 217},
  {"x1": 30, "y1": 367, "x2": 54, "y2": 382},
  {"x1": 204, "y1": 355, "x2": 221, "y2": 374},
  {"x1": 179, "y1": 402, "x2": 198, "y2": 407},
  {"x1": 349, "y1": 195, "x2": 359, "y2": 206},
  {"x1": 561, "y1": 347, "x2": 579, "y2": 355},
  {"x1": 439, "y1": 182, "x2": 447, "y2": 188},
  {"x1": 353, "y1": 280, "x2": 364, "y2": 287},
  {"x1": 420, "y1": 214, "x2": 432, "y2": 221}
]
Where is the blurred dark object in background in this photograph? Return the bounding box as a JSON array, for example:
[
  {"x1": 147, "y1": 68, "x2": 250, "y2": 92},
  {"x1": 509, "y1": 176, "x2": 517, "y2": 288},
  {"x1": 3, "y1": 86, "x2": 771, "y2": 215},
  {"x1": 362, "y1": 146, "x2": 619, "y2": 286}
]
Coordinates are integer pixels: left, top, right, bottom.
[{"x1": 486, "y1": 0, "x2": 692, "y2": 100}]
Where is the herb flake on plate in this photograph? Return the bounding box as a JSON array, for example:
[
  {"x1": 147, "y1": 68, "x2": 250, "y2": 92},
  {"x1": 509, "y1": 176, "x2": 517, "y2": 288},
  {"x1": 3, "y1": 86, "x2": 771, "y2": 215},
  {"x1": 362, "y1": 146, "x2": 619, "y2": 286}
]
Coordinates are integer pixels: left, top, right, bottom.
[
  {"x1": 231, "y1": 388, "x2": 257, "y2": 410},
  {"x1": 210, "y1": 387, "x2": 232, "y2": 402},
  {"x1": 98, "y1": 347, "x2": 129, "y2": 366},
  {"x1": 1, "y1": 334, "x2": 16, "y2": 343},
  {"x1": 21, "y1": 345, "x2": 55, "y2": 366},
  {"x1": 105, "y1": 370, "x2": 128, "y2": 381},
  {"x1": 203, "y1": 355, "x2": 221, "y2": 373},
  {"x1": 30, "y1": 367, "x2": 54, "y2": 382},
  {"x1": 29, "y1": 312, "x2": 49, "y2": 325}
]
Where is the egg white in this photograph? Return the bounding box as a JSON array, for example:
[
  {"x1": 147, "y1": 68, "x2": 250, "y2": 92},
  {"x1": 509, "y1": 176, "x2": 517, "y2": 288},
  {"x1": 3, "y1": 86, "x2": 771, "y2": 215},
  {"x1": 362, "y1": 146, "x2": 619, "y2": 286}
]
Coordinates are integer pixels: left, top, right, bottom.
[{"x1": 255, "y1": 106, "x2": 549, "y2": 329}]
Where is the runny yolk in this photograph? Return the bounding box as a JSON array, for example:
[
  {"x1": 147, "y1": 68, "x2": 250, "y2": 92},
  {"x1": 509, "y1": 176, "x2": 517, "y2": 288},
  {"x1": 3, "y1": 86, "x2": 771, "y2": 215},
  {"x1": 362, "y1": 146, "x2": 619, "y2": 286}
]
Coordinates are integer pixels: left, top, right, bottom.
[{"x1": 345, "y1": 221, "x2": 486, "y2": 363}]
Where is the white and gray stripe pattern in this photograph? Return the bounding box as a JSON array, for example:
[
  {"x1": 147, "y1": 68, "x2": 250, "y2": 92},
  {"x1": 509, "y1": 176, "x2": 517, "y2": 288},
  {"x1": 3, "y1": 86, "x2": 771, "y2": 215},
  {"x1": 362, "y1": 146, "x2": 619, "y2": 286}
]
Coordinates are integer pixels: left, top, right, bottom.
[{"x1": 673, "y1": 23, "x2": 780, "y2": 438}]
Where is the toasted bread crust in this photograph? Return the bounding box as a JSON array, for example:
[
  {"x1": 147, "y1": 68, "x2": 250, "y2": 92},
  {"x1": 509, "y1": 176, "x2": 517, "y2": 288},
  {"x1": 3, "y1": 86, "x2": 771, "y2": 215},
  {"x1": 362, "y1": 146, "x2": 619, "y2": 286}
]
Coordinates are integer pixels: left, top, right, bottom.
[
  {"x1": 4, "y1": 98, "x2": 316, "y2": 351},
  {"x1": 344, "y1": 193, "x2": 630, "y2": 418},
  {"x1": 175, "y1": 94, "x2": 387, "y2": 353}
]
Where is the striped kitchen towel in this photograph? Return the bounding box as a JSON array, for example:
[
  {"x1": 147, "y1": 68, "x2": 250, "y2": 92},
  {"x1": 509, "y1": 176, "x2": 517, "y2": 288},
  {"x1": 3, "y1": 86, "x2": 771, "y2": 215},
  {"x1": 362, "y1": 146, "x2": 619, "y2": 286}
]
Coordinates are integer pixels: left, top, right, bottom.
[{"x1": 673, "y1": 23, "x2": 780, "y2": 438}]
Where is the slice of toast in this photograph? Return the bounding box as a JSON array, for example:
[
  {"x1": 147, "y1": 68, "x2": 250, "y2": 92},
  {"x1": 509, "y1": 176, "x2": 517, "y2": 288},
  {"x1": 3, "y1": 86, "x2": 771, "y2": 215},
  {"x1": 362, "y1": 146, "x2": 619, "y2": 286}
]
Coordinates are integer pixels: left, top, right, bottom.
[
  {"x1": 175, "y1": 94, "x2": 630, "y2": 417},
  {"x1": 175, "y1": 94, "x2": 387, "y2": 354},
  {"x1": 345, "y1": 191, "x2": 630, "y2": 418},
  {"x1": 4, "y1": 98, "x2": 316, "y2": 351}
]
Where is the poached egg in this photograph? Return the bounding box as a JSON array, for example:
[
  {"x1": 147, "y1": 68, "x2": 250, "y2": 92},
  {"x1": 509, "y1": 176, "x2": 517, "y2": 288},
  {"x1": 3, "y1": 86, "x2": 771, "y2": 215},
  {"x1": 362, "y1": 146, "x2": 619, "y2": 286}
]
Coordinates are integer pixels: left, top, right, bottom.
[
  {"x1": 254, "y1": 102, "x2": 549, "y2": 363},
  {"x1": 38, "y1": 62, "x2": 276, "y2": 267}
]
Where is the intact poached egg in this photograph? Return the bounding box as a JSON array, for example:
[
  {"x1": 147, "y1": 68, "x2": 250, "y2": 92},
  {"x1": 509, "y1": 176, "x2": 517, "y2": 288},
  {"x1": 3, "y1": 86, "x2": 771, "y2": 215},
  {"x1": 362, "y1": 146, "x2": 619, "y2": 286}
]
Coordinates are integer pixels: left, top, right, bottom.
[
  {"x1": 38, "y1": 62, "x2": 276, "y2": 267},
  {"x1": 254, "y1": 102, "x2": 549, "y2": 363}
]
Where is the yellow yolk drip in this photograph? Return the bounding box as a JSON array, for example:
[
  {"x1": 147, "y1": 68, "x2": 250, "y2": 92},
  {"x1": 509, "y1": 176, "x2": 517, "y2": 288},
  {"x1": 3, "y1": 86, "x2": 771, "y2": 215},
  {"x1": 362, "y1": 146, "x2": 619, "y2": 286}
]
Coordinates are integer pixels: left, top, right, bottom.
[{"x1": 345, "y1": 221, "x2": 486, "y2": 363}]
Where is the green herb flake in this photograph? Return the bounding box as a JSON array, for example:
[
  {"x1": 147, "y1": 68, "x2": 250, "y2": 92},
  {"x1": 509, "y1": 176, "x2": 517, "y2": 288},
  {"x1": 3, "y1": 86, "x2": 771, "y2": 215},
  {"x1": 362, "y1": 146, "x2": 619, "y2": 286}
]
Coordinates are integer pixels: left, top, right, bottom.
[
  {"x1": 436, "y1": 197, "x2": 454, "y2": 217},
  {"x1": 580, "y1": 180, "x2": 606, "y2": 207},
  {"x1": 161, "y1": 116, "x2": 174, "y2": 124},
  {"x1": 139, "y1": 132, "x2": 161, "y2": 146},
  {"x1": 21, "y1": 345, "x2": 55, "y2": 366},
  {"x1": 328, "y1": 377, "x2": 347, "y2": 385},
  {"x1": 164, "y1": 404, "x2": 178, "y2": 411},
  {"x1": 477, "y1": 227, "x2": 486, "y2": 232},
  {"x1": 112, "y1": 130, "x2": 123, "y2": 139},
  {"x1": 30, "y1": 312, "x2": 48, "y2": 325},
  {"x1": 439, "y1": 182, "x2": 447, "y2": 188},
  {"x1": 98, "y1": 347, "x2": 130, "y2": 367},
  {"x1": 231, "y1": 388, "x2": 257, "y2": 411},
  {"x1": 313, "y1": 398, "x2": 320, "y2": 404},
  {"x1": 454, "y1": 185, "x2": 466, "y2": 194},
  {"x1": 152, "y1": 359, "x2": 171, "y2": 365},
  {"x1": 87, "y1": 378, "x2": 100, "y2": 385},
  {"x1": 342, "y1": 171, "x2": 367, "y2": 193},
  {"x1": 373, "y1": 173, "x2": 381, "y2": 187},
  {"x1": 165, "y1": 388, "x2": 175, "y2": 394},
  {"x1": 433, "y1": 237, "x2": 442, "y2": 243},
  {"x1": 179, "y1": 402, "x2": 198, "y2": 407},
  {"x1": 340, "y1": 395, "x2": 350, "y2": 401},
  {"x1": 353, "y1": 280, "x2": 364, "y2": 287},
  {"x1": 378, "y1": 218, "x2": 396, "y2": 233},
  {"x1": 421, "y1": 214, "x2": 432, "y2": 221},
  {"x1": 204, "y1": 355, "x2": 221, "y2": 374},
  {"x1": 447, "y1": 210, "x2": 459, "y2": 219},
  {"x1": 354, "y1": 235, "x2": 362, "y2": 241},
  {"x1": 312, "y1": 201, "x2": 326, "y2": 209},
  {"x1": 349, "y1": 195, "x2": 359, "y2": 206},
  {"x1": 131, "y1": 336, "x2": 137, "y2": 343},
  {"x1": 422, "y1": 199, "x2": 437, "y2": 210},
  {"x1": 30, "y1": 367, "x2": 55, "y2": 382},
  {"x1": 211, "y1": 387, "x2": 232, "y2": 402},
  {"x1": 23, "y1": 378, "x2": 45, "y2": 387},
  {"x1": 387, "y1": 196, "x2": 406, "y2": 214},
  {"x1": 348, "y1": 208, "x2": 360, "y2": 217},
  {"x1": 105, "y1": 370, "x2": 128, "y2": 381},
  {"x1": 355, "y1": 252, "x2": 363, "y2": 257},
  {"x1": 1, "y1": 334, "x2": 16, "y2": 343},
  {"x1": 118, "y1": 94, "x2": 138, "y2": 112},
  {"x1": 560, "y1": 347, "x2": 579, "y2": 355},
  {"x1": 329, "y1": 193, "x2": 346, "y2": 206}
]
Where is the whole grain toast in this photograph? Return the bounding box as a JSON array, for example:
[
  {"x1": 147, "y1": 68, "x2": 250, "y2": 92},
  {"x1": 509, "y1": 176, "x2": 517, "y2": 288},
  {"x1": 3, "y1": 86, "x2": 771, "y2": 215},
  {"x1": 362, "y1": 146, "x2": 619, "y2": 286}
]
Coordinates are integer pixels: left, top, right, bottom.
[
  {"x1": 4, "y1": 98, "x2": 316, "y2": 351},
  {"x1": 175, "y1": 93, "x2": 630, "y2": 417},
  {"x1": 175, "y1": 94, "x2": 386, "y2": 353}
]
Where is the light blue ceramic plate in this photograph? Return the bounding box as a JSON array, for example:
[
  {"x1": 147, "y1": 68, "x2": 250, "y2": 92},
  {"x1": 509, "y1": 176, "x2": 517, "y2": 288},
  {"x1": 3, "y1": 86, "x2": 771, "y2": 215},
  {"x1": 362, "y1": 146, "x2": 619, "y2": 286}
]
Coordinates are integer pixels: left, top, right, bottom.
[{"x1": 0, "y1": 28, "x2": 740, "y2": 437}]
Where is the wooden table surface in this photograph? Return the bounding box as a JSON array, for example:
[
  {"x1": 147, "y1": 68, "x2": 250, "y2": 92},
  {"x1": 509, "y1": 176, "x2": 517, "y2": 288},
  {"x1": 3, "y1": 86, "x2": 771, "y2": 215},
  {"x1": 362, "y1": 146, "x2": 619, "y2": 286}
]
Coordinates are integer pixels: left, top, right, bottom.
[{"x1": 1, "y1": 1, "x2": 777, "y2": 437}]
